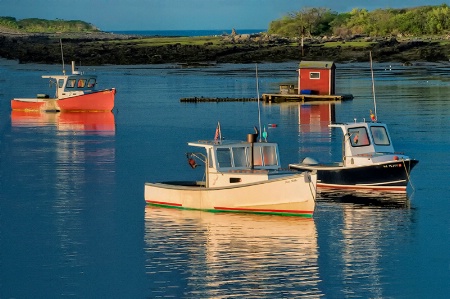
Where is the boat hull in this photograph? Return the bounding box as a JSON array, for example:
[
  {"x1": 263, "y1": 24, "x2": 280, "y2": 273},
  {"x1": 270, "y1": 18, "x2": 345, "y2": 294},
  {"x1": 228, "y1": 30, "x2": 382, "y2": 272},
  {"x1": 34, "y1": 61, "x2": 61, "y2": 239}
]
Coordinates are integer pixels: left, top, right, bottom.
[
  {"x1": 11, "y1": 89, "x2": 115, "y2": 112},
  {"x1": 290, "y1": 159, "x2": 418, "y2": 192},
  {"x1": 144, "y1": 173, "x2": 316, "y2": 217}
]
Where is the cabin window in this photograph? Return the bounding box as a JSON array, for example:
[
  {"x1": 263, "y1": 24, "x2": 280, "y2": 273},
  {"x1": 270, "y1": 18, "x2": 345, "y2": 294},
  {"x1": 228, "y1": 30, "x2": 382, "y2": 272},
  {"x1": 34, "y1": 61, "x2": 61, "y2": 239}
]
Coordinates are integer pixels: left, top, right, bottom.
[
  {"x1": 58, "y1": 79, "x2": 64, "y2": 88},
  {"x1": 66, "y1": 79, "x2": 76, "y2": 88},
  {"x1": 77, "y1": 79, "x2": 86, "y2": 88},
  {"x1": 262, "y1": 145, "x2": 278, "y2": 166},
  {"x1": 349, "y1": 127, "x2": 370, "y2": 147},
  {"x1": 253, "y1": 147, "x2": 263, "y2": 166},
  {"x1": 87, "y1": 78, "x2": 96, "y2": 88},
  {"x1": 252, "y1": 145, "x2": 278, "y2": 166},
  {"x1": 232, "y1": 147, "x2": 248, "y2": 167},
  {"x1": 371, "y1": 126, "x2": 390, "y2": 145},
  {"x1": 216, "y1": 148, "x2": 232, "y2": 168},
  {"x1": 310, "y1": 72, "x2": 320, "y2": 79}
]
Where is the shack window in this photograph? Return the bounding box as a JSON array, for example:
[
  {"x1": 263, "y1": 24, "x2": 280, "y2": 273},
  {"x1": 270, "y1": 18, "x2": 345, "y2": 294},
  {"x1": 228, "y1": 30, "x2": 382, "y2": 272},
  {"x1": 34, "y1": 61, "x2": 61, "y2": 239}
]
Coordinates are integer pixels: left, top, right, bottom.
[
  {"x1": 349, "y1": 127, "x2": 370, "y2": 147},
  {"x1": 216, "y1": 148, "x2": 232, "y2": 168},
  {"x1": 58, "y1": 79, "x2": 64, "y2": 88},
  {"x1": 66, "y1": 79, "x2": 76, "y2": 88},
  {"x1": 310, "y1": 72, "x2": 320, "y2": 79},
  {"x1": 371, "y1": 126, "x2": 390, "y2": 145}
]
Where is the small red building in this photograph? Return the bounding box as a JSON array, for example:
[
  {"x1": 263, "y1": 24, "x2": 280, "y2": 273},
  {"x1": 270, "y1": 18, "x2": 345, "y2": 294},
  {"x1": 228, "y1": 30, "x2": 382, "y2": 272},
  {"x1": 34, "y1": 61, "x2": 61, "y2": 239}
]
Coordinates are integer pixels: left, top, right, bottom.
[{"x1": 298, "y1": 61, "x2": 336, "y2": 95}]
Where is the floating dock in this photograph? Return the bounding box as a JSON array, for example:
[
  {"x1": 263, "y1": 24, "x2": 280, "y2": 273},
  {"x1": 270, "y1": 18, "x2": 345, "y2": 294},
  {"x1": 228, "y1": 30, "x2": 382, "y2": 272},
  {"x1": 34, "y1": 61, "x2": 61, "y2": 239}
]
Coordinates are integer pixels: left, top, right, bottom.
[
  {"x1": 180, "y1": 97, "x2": 257, "y2": 103},
  {"x1": 261, "y1": 93, "x2": 353, "y2": 103},
  {"x1": 180, "y1": 94, "x2": 353, "y2": 103}
]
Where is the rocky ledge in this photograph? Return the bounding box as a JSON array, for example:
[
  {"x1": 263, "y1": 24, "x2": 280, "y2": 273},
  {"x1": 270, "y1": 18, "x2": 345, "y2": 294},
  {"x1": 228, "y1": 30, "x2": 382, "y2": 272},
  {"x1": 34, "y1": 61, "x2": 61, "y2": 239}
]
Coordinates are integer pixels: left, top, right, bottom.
[{"x1": 0, "y1": 30, "x2": 449, "y2": 65}]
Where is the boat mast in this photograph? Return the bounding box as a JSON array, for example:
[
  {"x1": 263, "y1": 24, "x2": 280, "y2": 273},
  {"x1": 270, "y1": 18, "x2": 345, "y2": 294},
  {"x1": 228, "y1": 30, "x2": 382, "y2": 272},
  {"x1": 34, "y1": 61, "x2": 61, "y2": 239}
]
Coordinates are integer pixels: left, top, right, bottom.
[
  {"x1": 256, "y1": 64, "x2": 262, "y2": 141},
  {"x1": 370, "y1": 51, "x2": 377, "y2": 120},
  {"x1": 60, "y1": 39, "x2": 65, "y2": 75}
]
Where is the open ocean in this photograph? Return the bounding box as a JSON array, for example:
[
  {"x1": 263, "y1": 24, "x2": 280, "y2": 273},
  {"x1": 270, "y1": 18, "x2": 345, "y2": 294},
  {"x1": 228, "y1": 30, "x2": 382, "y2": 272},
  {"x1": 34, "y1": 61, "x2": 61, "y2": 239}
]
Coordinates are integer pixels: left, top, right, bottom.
[{"x1": 0, "y1": 59, "x2": 449, "y2": 298}]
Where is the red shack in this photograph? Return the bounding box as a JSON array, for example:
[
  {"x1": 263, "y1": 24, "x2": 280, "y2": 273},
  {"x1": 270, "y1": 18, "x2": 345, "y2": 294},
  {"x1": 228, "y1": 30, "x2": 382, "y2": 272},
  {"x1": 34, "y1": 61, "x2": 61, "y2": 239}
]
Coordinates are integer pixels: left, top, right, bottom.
[{"x1": 298, "y1": 61, "x2": 336, "y2": 95}]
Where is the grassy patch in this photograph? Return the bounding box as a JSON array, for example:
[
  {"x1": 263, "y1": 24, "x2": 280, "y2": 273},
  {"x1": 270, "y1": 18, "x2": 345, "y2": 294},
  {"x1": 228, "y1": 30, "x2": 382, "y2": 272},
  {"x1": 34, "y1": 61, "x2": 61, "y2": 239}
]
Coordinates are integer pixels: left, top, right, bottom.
[
  {"x1": 111, "y1": 36, "x2": 223, "y2": 46},
  {"x1": 321, "y1": 41, "x2": 375, "y2": 48}
]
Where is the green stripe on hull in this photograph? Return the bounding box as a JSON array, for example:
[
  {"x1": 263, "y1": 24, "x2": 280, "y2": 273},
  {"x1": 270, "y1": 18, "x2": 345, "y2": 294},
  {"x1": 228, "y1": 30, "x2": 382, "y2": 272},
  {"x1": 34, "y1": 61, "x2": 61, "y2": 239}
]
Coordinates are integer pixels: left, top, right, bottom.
[{"x1": 146, "y1": 202, "x2": 313, "y2": 218}]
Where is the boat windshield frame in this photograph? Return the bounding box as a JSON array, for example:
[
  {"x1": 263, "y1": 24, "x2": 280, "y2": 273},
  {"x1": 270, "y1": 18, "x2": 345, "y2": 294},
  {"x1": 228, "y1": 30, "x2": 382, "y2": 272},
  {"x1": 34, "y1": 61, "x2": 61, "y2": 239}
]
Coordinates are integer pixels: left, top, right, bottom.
[{"x1": 189, "y1": 140, "x2": 281, "y2": 172}]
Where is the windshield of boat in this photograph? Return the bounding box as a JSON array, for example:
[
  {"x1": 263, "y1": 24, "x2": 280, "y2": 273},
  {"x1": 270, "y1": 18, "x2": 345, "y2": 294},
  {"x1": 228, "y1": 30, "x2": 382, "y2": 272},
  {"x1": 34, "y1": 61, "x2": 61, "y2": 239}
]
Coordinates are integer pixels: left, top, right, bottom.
[
  {"x1": 66, "y1": 79, "x2": 76, "y2": 88},
  {"x1": 370, "y1": 126, "x2": 391, "y2": 145},
  {"x1": 348, "y1": 127, "x2": 370, "y2": 147},
  {"x1": 214, "y1": 143, "x2": 279, "y2": 169},
  {"x1": 87, "y1": 78, "x2": 96, "y2": 88},
  {"x1": 216, "y1": 146, "x2": 249, "y2": 168}
]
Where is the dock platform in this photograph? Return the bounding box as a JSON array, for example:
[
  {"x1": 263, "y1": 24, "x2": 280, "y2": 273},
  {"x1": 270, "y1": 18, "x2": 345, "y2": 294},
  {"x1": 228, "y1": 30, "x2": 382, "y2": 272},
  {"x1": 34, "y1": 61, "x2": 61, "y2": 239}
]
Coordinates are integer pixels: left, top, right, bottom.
[
  {"x1": 180, "y1": 97, "x2": 257, "y2": 103},
  {"x1": 261, "y1": 93, "x2": 353, "y2": 103},
  {"x1": 180, "y1": 94, "x2": 353, "y2": 103}
]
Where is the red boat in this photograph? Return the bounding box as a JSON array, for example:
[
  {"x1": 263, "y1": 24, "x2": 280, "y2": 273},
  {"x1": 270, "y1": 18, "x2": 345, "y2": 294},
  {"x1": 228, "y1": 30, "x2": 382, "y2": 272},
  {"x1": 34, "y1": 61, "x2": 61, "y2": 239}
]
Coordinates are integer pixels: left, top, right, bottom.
[{"x1": 11, "y1": 61, "x2": 116, "y2": 112}]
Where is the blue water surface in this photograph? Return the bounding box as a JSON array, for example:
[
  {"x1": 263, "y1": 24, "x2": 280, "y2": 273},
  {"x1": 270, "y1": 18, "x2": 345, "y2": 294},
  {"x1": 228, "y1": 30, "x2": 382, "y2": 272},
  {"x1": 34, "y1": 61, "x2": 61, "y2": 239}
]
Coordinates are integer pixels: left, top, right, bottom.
[{"x1": 0, "y1": 59, "x2": 449, "y2": 298}]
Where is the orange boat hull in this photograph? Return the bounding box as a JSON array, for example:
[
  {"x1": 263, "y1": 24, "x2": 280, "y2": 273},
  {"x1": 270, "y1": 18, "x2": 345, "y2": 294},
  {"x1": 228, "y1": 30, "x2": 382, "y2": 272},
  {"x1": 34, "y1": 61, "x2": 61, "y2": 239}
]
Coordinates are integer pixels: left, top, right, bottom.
[
  {"x1": 11, "y1": 89, "x2": 115, "y2": 112},
  {"x1": 11, "y1": 100, "x2": 47, "y2": 111}
]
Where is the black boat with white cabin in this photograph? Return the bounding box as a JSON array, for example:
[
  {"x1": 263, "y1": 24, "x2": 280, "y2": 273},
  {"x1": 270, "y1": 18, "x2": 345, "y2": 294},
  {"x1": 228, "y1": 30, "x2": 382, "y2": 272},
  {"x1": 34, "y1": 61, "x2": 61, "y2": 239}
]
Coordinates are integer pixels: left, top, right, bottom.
[{"x1": 289, "y1": 117, "x2": 418, "y2": 193}]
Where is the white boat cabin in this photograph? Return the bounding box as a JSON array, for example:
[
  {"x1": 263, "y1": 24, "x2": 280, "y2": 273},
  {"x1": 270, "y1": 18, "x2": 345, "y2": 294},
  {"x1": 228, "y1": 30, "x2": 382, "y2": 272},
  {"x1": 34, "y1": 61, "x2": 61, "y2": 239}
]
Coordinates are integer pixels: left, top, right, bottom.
[
  {"x1": 331, "y1": 121, "x2": 406, "y2": 167},
  {"x1": 42, "y1": 61, "x2": 98, "y2": 99},
  {"x1": 187, "y1": 137, "x2": 291, "y2": 188}
]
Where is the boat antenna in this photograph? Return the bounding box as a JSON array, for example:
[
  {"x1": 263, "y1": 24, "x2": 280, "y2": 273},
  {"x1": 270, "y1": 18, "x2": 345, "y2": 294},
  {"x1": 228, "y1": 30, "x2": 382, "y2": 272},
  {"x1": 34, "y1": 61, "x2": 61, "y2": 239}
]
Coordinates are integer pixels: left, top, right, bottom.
[
  {"x1": 370, "y1": 51, "x2": 377, "y2": 121},
  {"x1": 60, "y1": 39, "x2": 65, "y2": 75},
  {"x1": 256, "y1": 63, "x2": 262, "y2": 142}
]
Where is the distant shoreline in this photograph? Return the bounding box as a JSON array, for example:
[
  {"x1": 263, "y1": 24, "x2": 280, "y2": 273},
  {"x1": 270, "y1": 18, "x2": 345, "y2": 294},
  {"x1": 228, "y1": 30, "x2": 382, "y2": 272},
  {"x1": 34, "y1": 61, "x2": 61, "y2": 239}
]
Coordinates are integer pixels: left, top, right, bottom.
[
  {"x1": 108, "y1": 29, "x2": 267, "y2": 37},
  {"x1": 0, "y1": 29, "x2": 449, "y2": 65}
]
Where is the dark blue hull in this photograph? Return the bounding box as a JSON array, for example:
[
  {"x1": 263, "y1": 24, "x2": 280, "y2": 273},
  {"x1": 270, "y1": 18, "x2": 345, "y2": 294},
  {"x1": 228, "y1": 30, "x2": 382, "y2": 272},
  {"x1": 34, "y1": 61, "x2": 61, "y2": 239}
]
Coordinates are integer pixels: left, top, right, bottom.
[{"x1": 290, "y1": 159, "x2": 418, "y2": 192}]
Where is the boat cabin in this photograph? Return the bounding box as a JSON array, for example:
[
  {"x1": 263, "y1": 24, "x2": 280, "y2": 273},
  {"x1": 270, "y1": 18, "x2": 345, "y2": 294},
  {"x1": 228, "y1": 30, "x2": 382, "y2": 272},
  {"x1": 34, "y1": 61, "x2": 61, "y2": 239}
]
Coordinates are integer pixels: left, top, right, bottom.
[
  {"x1": 42, "y1": 61, "x2": 98, "y2": 99},
  {"x1": 187, "y1": 138, "x2": 285, "y2": 188},
  {"x1": 331, "y1": 121, "x2": 397, "y2": 167}
]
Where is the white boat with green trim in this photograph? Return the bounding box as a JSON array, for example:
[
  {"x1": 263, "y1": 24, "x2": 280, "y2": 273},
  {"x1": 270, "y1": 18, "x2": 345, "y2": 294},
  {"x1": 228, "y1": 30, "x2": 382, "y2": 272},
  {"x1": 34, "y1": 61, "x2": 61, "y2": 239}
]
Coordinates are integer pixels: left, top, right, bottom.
[{"x1": 144, "y1": 132, "x2": 317, "y2": 217}]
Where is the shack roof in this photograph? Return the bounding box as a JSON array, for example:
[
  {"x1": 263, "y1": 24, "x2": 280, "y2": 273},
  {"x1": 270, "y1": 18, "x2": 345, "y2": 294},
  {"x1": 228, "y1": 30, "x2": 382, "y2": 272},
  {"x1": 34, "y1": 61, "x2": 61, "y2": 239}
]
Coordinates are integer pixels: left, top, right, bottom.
[{"x1": 299, "y1": 61, "x2": 335, "y2": 69}]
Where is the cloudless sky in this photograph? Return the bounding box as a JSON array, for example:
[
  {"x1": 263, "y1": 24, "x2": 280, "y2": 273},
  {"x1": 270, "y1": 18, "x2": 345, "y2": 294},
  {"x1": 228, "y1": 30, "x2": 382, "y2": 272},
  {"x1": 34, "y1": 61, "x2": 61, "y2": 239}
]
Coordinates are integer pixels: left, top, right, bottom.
[{"x1": 1, "y1": 0, "x2": 449, "y2": 31}]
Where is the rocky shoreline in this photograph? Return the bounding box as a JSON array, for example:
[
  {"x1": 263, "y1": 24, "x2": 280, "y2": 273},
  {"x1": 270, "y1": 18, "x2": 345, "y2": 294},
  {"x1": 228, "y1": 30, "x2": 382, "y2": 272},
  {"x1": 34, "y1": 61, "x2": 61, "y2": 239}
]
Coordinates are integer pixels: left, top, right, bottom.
[{"x1": 0, "y1": 30, "x2": 449, "y2": 65}]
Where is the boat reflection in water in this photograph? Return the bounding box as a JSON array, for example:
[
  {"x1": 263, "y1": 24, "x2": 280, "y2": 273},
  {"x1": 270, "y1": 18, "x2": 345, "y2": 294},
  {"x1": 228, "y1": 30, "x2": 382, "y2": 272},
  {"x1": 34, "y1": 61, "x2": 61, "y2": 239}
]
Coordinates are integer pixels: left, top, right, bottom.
[
  {"x1": 318, "y1": 189, "x2": 411, "y2": 208},
  {"x1": 318, "y1": 198, "x2": 416, "y2": 298},
  {"x1": 144, "y1": 206, "x2": 322, "y2": 298},
  {"x1": 11, "y1": 111, "x2": 115, "y2": 135}
]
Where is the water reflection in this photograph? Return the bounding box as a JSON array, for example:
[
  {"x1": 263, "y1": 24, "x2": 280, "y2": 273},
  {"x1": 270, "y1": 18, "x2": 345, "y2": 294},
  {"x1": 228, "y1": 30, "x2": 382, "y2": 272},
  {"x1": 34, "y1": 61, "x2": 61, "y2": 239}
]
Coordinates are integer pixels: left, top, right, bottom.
[
  {"x1": 3, "y1": 110, "x2": 117, "y2": 297},
  {"x1": 317, "y1": 200, "x2": 416, "y2": 298},
  {"x1": 319, "y1": 190, "x2": 411, "y2": 208},
  {"x1": 144, "y1": 207, "x2": 322, "y2": 298},
  {"x1": 11, "y1": 111, "x2": 115, "y2": 135},
  {"x1": 298, "y1": 103, "x2": 336, "y2": 133}
]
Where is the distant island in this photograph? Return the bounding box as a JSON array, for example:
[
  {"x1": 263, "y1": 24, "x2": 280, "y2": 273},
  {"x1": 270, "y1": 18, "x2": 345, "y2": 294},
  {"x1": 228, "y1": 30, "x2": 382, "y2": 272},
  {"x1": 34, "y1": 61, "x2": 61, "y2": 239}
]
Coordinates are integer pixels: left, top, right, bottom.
[
  {"x1": 0, "y1": 16, "x2": 99, "y2": 33},
  {"x1": 1, "y1": 5, "x2": 450, "y2": 65}
]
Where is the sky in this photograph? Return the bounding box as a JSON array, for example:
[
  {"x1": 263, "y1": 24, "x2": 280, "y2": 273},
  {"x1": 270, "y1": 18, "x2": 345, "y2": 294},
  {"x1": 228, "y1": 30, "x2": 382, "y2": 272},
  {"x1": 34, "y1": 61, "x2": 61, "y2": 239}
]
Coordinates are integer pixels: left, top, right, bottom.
[{"x1": 1, "y1": 0, "x2": 449, "y2": 31}]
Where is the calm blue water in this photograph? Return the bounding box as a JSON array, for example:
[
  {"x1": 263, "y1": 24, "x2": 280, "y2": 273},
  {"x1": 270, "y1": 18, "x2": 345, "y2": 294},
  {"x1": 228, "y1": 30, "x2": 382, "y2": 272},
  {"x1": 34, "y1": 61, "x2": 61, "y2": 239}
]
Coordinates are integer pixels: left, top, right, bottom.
[
  {"x1": 110, "y1": 29, "x2": 266, "y2": 37},
  {"x1": 0, "y1": 59, "x2": 449, "y2": 298}
]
